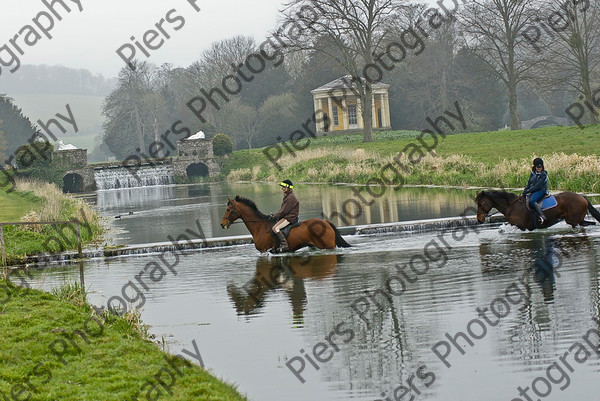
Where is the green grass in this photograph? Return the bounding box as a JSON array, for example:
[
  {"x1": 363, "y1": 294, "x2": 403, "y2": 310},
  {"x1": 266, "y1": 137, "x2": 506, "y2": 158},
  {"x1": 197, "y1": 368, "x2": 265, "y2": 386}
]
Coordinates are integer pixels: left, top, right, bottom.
[
  {"x1": 0, "y1": 190, "x2": 42, "y2": 222},
  {"x1": 0, "y1": 181, "x2": 103, "y2": 264},
  {"x1": 222, "y1": 125, "x2": 600, "y2": 192},
  {"x1": 0, "y1": 282, "x2": 247, "y2": 401},
  {"x1": 351, "y1": 125, "x2": 600, "y2": 162}
]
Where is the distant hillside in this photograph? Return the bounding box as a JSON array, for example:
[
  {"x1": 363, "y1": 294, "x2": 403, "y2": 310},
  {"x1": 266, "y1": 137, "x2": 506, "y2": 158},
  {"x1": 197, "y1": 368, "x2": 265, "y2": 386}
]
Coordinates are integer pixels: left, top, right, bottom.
[
  {"x1": 0, "y1": 64, "x2": 116, "y2": 96},
  {"x1": 10, "y1": 94, "x2": 104, "y2": 151},
  {"x1": 0, "y1": 65, "x2": 116, "y2": 153}
]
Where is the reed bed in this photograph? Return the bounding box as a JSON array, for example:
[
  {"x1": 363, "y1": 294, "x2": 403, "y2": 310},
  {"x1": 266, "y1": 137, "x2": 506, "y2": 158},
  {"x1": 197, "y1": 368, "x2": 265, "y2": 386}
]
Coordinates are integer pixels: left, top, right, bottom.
[{"x1": 227, "y1": 151, "x2": 600, "y2": 193}]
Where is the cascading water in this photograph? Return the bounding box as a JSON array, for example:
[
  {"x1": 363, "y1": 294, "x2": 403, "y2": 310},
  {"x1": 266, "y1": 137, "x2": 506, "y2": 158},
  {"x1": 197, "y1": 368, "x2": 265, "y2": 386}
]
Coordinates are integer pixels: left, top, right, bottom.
[{"x1": 94, "y1": 165, "x2": 175, "y2": 190}]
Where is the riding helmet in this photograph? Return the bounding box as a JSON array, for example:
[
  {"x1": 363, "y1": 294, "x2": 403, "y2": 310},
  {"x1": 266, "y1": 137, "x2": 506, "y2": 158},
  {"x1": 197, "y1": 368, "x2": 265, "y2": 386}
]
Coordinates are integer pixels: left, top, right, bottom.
[
  {"x1": 533, "y1": 158, "x2": 544, "y2": 168},
  {"x1": 279, "y1": 179, "x2": 294, "y2": 189}
]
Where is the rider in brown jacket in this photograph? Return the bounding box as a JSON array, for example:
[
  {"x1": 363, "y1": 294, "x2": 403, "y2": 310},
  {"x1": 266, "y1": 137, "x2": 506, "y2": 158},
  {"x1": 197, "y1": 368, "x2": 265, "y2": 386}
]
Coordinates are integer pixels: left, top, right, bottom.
[{"x1": 270, "y1": 179, "x2": 299, "y2": 252}]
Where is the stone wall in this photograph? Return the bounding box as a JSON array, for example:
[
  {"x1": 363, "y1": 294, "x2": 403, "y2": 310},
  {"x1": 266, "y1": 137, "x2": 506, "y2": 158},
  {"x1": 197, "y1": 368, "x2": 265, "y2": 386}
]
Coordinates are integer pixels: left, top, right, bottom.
[
  {"x1": 178, "y1": 138, "x2": 214, "y2": 158},
  {"x1": 172, "y1": 157, "x2": 221, "y2": 177},
  {"x1": 173, "y1": 138, "x2": 220, "y2": 178},
  {"x1": 63, "y1": 168, "x2": 96, "y2": 192},
  {"x1": 52, "y1": 149, "x2": 88, "y2": 168}
]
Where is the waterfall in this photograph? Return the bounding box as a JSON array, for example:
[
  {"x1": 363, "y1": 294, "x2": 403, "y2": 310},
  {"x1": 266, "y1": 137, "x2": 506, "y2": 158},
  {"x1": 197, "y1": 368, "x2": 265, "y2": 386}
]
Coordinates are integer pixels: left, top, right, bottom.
[{"x1": 94, "y1": 164, "x2": 175, "y2": 190}]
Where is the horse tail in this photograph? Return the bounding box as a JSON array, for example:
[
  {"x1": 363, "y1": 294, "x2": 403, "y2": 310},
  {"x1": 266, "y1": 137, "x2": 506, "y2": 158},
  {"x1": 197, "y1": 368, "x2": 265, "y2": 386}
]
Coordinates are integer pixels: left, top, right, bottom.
[
  {"x1": 586, "y1": 197, "x2": 600, "y2": 223},
  {"x1": 328, "y1": 221, "x2": 351, "y2": 248}
]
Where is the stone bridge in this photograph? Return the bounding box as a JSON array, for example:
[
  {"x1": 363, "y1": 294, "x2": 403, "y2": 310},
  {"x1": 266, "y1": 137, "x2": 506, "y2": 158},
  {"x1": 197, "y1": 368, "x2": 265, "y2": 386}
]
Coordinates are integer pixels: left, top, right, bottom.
[
  {"x1": 521, "y1": 116, "x2": 571, "y2": 130},
  {"x1": 55, "y1": 138, "x2": 221, "y2": 193}
]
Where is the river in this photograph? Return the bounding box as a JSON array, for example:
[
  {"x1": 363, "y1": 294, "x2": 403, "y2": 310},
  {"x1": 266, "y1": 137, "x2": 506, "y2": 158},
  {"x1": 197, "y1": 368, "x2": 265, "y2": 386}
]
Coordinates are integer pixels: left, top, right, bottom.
[{"x1": 29, "y1": 183, "x2": 600, "y2": 401}]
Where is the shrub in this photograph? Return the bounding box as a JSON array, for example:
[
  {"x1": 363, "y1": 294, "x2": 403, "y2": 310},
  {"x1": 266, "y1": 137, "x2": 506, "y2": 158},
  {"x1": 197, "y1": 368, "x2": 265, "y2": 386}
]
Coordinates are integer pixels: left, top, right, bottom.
[
  {"x1": 213, "y1": 133, "x2": 233, "y2": 156},
  {"x1": 15, "y1": 142, "x2": 66, "y2": 185}
]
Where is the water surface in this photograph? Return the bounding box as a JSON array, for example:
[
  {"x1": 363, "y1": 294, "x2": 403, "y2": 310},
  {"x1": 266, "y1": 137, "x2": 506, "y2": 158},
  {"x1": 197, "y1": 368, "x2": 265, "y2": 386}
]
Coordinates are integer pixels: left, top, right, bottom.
[
  {"x1": 94, "y1": 183, "x2": 480, "y2": 245},
  {"x1": 29, "y1": 221, "x2": 600, "y2": 401}
]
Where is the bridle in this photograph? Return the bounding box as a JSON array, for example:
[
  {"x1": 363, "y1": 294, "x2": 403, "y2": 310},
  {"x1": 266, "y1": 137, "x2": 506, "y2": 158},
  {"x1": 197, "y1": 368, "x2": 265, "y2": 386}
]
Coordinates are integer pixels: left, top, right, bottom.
[
  {"x1": 223, "y1": 199, "x2": 270, "y2": 226},
  {"x1": 479, "y1": 194, "x2": 522, "y2": 218}
]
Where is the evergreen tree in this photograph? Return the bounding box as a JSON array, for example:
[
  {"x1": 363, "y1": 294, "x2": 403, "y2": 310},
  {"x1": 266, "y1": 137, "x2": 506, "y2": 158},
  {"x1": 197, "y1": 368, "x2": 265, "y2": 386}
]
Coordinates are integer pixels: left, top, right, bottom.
[
  {"x1": 0, "y1": 121, "x2": 7, "y2": 162},
  {"x1": 0, "y1": 95, "x2": 38, "y2": 159}
]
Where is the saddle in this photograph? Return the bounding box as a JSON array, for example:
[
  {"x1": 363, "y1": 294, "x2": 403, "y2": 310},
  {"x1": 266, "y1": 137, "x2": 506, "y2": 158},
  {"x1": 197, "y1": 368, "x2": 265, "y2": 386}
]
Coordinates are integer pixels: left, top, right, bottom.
[
  {"x1": 270, "y1": 219, "x2": 301, "y2": 250},
  {"x1": 525, "y1": 194, "x2": 558, "y2": 212}
]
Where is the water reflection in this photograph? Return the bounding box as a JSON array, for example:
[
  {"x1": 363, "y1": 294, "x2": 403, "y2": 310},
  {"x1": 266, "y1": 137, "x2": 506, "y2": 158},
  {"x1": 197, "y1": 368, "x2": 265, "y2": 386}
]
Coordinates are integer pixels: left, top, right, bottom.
[
  {"x1": 94, "y1": 183, "x2": 476, "y2": 245},
  {"x1": 25, "y1": 224, "x2": 600, "y2": 401},
  {"x1": 227, "y1": 254, "x2": 339, "y2": 325},
  {"x1": 532, "y1": 237, "x2": 559, "y2": 302}
]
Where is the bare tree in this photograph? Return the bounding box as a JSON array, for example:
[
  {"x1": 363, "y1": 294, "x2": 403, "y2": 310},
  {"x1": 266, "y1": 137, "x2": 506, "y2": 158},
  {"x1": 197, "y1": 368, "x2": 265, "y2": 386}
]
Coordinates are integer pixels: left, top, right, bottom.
[
  {"x1": 102, "y1": 61, "x2": 162, "y2": 158},
  {"x1": 458, "y1": 0, "x2": 541, "y2": 129},
  {"x1": 280, "y1": 0, "x2": 403, "y2": 142},
  {"x1": 189, "y1": 36, "x2": 256, "y2": 89},
  {"x1": 212, "y1": 99, "x2": 258, "y2": 149},
  {"x1": 538, "y1": 0, "x2": 600, "y2": 124},
  {"x1": 392, "y1": 7, "x2": 459, "y2": 118}
]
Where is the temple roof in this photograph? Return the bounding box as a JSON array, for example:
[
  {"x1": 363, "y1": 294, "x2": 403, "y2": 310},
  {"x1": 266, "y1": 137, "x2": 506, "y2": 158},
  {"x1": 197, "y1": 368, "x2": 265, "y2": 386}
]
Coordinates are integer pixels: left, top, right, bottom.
[{"x1": 311, "y1": 75, "x2": 389, "y2": 93}]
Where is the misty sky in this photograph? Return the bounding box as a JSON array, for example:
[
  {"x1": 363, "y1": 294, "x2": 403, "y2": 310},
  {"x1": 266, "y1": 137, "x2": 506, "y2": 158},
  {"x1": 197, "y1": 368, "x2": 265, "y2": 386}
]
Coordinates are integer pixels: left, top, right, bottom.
[{"x1": 1, "y1": 0, "x2": 440, "y2": 79}]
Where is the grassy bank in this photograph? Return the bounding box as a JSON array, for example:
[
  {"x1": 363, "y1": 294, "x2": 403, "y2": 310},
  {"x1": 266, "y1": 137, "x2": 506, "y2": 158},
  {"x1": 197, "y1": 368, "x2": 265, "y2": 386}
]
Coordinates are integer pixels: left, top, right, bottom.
[
  {"x1": 0, "y1": 282, "x2": 247, "y2": 400},
  {"x1": 223, "y1": 125, "x2": 600, "y2": 193},
  {"x1": 0, "y1": 179, "x2": 103, "y2": 265}
]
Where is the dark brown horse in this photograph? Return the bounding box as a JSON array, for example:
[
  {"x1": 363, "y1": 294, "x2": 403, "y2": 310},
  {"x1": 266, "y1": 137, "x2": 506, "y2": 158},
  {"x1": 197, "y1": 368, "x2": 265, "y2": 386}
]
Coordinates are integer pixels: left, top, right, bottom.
[
  {"x1": 475, "y1": 191, "x2": 600, "y2": 230},
  {"x1": 221, "y1": 196, "x2": 351, "y2": 252}
]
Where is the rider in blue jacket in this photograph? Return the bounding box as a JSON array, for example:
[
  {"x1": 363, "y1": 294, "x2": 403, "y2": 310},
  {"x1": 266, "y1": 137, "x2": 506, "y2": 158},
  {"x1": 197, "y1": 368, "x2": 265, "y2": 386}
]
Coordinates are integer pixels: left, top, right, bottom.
[{"x1": 523, "y1": 158, "x2": 548, "y2": 223}]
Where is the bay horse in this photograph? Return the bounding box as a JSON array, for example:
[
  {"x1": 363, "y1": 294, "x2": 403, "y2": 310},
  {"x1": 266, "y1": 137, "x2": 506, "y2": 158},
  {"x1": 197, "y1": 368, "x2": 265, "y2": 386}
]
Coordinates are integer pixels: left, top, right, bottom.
[
  {"x1": 221, "y1": 196, "x2": 351, "y2": 252},
  {"x1": 475, "y1": 190, "x2": 600, "y2": 230}
]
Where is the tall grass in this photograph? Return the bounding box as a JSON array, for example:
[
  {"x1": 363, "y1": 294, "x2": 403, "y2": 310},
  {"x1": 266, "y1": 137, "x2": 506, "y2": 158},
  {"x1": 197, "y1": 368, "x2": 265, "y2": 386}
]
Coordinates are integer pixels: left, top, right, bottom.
[
  {"x1": 223, "y1": 125, "x2": 600, "y2": 192},
  {"x1": 3, "y1": 178, "x2": 103, "y2": 263},
  {"x1": 227, "y1": 151, "x2": 600, "y2": 192}
]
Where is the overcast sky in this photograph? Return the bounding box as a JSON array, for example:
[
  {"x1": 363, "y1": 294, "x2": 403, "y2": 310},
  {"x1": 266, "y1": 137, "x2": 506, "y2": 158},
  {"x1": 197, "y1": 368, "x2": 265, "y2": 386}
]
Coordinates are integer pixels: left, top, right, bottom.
[
  {"x1": 1, "y1": 0, "x2": 440, "y2": 79},
  {"x1": 0, "y1": 0, "x2": 283, "y2": 78}
]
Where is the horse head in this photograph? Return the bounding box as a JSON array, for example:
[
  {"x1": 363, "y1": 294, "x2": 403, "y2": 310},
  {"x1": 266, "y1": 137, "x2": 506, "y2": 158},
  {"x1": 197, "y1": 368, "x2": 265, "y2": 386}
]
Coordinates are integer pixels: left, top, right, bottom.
[
  {"x1": 475, "y1": 191, "x2": 493, "y2": 223},
  {"x1": 221, "y1": 197, "x2": 240, "y2": 229}
]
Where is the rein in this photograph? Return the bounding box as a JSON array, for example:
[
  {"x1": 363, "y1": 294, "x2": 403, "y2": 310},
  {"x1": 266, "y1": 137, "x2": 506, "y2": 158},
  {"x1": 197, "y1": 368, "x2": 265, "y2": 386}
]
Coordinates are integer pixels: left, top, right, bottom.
[
  {"x1": 227, "y1": 201, "x2": 272, "y2": 225},
  {"x1": 485, "y1": 195, "x2": 523, "y2": 217}
]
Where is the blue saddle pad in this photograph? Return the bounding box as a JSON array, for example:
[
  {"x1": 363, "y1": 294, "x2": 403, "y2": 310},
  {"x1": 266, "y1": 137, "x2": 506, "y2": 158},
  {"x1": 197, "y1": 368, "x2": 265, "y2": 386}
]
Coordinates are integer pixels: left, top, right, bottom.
[{"x1": 541, "y1": 195, "x2": 558, "y2": 211}]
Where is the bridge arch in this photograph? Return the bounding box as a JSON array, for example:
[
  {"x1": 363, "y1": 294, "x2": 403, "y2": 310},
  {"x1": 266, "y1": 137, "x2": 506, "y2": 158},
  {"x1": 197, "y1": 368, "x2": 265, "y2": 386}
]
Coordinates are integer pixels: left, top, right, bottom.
[
  {"x1": 186, "y1": 162, "x2": 210, "y2": 178},
  {"x1": 63, "y1": 173, "x2": 84, "y2": 193},
  {"x1": 521, "y1": 116, "x2": 571, "y2": 130}
]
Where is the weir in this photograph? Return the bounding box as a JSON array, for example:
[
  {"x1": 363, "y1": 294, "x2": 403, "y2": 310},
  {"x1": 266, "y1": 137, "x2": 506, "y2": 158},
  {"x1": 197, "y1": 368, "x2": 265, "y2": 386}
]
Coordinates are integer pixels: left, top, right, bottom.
[
  {"x1": 8, "y1": 203, "x2": 600, "y2": 267},
  {"x1": 57, "y1": 137, "x2": 221, "y2": 192},
  {"x1": 94, "y1": 165, "x2": 175, "y2": 190},
  {"x1": 10, "y1": 214, "x2": 510, "y2": 267}
]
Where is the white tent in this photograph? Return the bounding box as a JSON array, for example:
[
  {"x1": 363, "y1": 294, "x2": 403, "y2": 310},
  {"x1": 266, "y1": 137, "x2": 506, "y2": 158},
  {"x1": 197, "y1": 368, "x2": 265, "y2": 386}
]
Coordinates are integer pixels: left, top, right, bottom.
[{"x1": 185, "y1": 131, "x2": 206, "y2": 140}]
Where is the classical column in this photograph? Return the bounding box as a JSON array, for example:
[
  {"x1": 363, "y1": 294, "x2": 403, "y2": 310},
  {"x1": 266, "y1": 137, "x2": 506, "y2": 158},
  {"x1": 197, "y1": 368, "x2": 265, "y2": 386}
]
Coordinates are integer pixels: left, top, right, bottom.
[
  {"x1": 342, "y1": 96, "x2": 348, "y2": 130},
  {"x1": 356, "y1": 97, "x2": 363, "y2": 128},
  {"x1": 383, "y1": 92, "x2": 391, "y2": 128},
  {"x1": 313, "y1": 97, "x2": 323, "y2": 133},
  {"x1": 372, "y1": 94, "x2": 377, "y2": 129},
  {"x1": 327, "y1": 97, "x2": 334, "y2": 132}
]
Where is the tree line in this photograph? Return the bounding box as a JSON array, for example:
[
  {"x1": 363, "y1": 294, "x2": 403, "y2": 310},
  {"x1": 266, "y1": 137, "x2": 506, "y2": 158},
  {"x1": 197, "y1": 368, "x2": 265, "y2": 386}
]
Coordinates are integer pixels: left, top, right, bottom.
[{"x1": 100, "y1": 0, "x2": 600, "y2": 157}]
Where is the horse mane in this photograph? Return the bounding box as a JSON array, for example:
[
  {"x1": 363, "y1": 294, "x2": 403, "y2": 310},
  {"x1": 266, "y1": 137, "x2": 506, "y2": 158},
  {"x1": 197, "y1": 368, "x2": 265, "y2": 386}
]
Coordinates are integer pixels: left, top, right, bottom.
[
  {"x1": 234, "y1": 196, "x2": 270, "y2": 219},
  {"x1": 478, "y1": 190, "x2": 518, "y2": 202}
]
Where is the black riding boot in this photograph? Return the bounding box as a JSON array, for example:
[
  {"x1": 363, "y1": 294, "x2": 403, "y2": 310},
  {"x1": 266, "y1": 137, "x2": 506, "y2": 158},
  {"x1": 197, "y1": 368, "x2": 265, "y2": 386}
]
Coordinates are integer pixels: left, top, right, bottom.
[
  {"x1": 275, "y1": 231, "x2": 290, "y2": 252},
  {"x1": 532, "y1": 202, "x2": 546, "y2": 223}
]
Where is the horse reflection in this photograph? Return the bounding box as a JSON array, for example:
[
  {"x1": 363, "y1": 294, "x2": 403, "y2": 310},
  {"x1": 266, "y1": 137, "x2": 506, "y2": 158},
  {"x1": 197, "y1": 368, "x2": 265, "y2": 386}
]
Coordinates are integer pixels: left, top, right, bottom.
[
  {"x1": 227, "y1": 254, "x2": 339, "y2": 324},
  {"x1": 532, "y1": 237, "x2": 559, "y2": 302},
  {"x1": 532, "y1": 235, "x2": 591, "y2": 302},
  {"x1": 479, "y1": 234, "x2": 591, "y2": 302}
]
